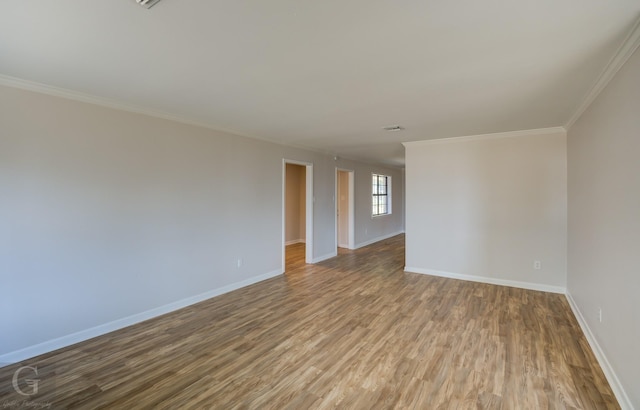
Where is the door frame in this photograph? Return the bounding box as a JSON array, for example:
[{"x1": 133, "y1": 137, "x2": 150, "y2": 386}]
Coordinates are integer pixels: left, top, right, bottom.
[
  {"x1": 283, "y1": 159, "x2": 314, "y2": 270},
  {"x1": 335, "y1": 168, "x2": 355, "y2": 250}
]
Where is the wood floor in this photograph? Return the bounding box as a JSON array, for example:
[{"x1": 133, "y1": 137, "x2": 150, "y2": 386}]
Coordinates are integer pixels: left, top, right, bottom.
[{"x1": 0, "y1": 235, "x2": 617, "y2": 409}]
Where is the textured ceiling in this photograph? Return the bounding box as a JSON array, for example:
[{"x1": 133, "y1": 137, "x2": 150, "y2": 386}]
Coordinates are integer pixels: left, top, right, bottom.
[{"x1": 1, "y1": 1, "x2": 638, "y2": 167}]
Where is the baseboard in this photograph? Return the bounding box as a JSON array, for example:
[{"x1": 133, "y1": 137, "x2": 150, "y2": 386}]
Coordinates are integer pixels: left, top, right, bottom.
[
  {"x1": 355, "y1": 230, "x2": 404, "y2": 249},
  {"x1": 0, "y1": 268, "x2": 283, "y2": 364},
  {"x1": 404, "y1": 266, "x2": 566, "y2": 294},
  {"x1": 311, "y1": 251, "x2": 337, "y2": 263},
  {"x1": 285, "y1": 239, "x2": 305, "y2": 246},
  {"x1": 565, "y1": 292, "x2": 634, "y2": 410}
]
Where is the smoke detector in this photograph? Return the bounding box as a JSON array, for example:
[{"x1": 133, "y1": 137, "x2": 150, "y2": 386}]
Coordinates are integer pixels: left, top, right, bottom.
[
  {"x1": 135, "y1": 0, "x2": 162, "y2": 9},
  {"x1": 383, "y1": 125, "x2": 405, "y2": 131}
]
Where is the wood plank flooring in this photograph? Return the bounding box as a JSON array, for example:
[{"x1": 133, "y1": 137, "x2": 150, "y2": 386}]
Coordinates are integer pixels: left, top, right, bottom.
[{"x1": 0, "y1": 235, "x2": 618, "y2": 409}]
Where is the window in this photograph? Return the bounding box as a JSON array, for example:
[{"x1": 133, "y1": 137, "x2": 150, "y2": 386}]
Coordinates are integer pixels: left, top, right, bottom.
[{"x1": 372, "y1": 174, "x2": 391, "y2": 216}]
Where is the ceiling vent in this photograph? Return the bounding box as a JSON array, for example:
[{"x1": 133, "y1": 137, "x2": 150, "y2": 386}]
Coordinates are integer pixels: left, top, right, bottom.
[
  {"x1": 135, "y1": 0, "x2": 162, "y2": 9},
  {"x1": 382, "y1": 125, "x2": 404, "y2": 131}
]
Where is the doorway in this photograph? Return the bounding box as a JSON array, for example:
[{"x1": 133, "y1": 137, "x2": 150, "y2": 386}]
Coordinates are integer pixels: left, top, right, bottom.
[
  {"x1": 336, "y1": 168, "x2": 355, "y2": 250},
  {"x1": 283, "y1": 160, "x2": 313, "y2": 272}
]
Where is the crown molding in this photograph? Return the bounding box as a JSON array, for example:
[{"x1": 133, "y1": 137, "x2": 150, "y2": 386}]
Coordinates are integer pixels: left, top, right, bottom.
[
  {"x1": 402, "y1": 126, "x2": 566, "y2": 147},
  {"x1": 565, "y1": 16, "x2": 640, "y2": 129},
  {"x1": 0, "y1": 73, "x2": 255, "y2": 138},
  {"x1": 0, "y1": 74, "x2": 390, "y2": 165}
]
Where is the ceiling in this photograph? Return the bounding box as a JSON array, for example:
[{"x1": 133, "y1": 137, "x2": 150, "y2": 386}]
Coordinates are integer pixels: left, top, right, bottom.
[{"x1": 1, "y1": 1, "x2": 638, "y2": 167}]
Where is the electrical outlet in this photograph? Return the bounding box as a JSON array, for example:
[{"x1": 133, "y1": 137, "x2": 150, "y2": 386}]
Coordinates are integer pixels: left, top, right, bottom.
[
  {"x1": 598, "y1": 307, "x2": 602, "y2": 323},
  {"x1": 533, "y1": 260, "x2": 541, "y2": 270},
  {"x1": 237, "y1": 258, "x2": 242, "y2": 268}
]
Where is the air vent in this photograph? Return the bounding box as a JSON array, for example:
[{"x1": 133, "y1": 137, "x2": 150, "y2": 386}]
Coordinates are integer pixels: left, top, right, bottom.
[
  {"x1": 382, "y1": 125, "x2": 404, "y2": 131},
  {"x1": 135, "y1": 0, "x2": 162, "y2": 9}
]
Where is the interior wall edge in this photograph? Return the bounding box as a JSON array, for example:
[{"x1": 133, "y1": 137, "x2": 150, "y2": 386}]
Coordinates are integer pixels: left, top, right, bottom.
[
  {"x1": 565, "y1": 292, "x2": 634, "y2": 410},
  {"x1": 404, "y1": 267, "x2": 566, "y2": 295},
  {"x1": 354, "y1": 231, "x2": 405, "y2": 250},
  {"x1": 0, "y1": 268, "x2": 283, "y2": 365}
]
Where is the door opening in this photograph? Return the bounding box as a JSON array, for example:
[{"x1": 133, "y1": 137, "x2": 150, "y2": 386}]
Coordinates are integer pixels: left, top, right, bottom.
[
  {"x1": 336, "y1": 168, "x2": 355, "y2": 250},
  {"x1": 283, "y1": 160, "x2": 313, "y2": 272}
]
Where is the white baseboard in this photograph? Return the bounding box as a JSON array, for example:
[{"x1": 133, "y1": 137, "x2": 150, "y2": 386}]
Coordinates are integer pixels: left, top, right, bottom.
[
  {"x1": 404, "y1": 266, "x2": 566, "y2": 294},
  {"x1": 0, "y1": 269, "x2": 283, "y2": 364},
  {"x1": 311, "y1": 251, "x2": 337, "y2": 263},
  {"x1": 355, "y1": 230, "x2": 404, "y2": 249},
  {"x1": 285, "y1": 239, "x2": 305, "y2": 246},
  {"x1": 566, "y1": 292, "x2": 633, "y2": 410}
]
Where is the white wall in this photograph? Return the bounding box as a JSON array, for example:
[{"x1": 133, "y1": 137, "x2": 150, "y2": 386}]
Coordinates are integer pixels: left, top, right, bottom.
[
  {"x1": 567, "y1": 45, "x2": 640, "y2": 408},
  {"x1": 404, "y1": 130, "x2": 567, "y2": 292},
  {"x1": 0, "y1": 84, "x2": 404, "y2": 360}
]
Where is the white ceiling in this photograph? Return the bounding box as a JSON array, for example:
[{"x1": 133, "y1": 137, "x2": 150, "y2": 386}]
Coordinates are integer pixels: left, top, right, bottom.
[{"x1": 1, "y1": 1, "x2": 638, "y2": 167}]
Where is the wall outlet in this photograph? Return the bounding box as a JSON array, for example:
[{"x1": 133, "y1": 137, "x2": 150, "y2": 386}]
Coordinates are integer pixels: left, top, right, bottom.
[
  {"x1": 598, "y1": 307, "x2": 602, "y2": 323},
  {"x1": 237, "y1": 258, "x2": 243, "y2": 268},
  {"x1": 533, "y1": 260, "x2": 541, "y2": 270}
]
